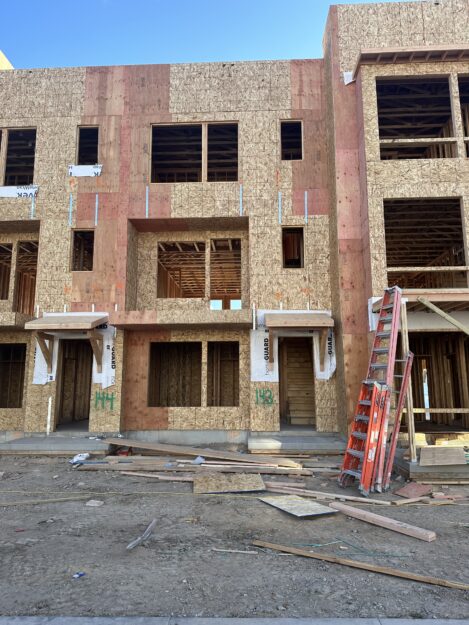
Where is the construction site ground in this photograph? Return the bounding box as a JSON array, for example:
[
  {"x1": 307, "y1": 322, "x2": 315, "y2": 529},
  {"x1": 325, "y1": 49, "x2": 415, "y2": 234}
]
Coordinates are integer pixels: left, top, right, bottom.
[{"x1": 1, "y1": 456, "x2": 468, "y2": 619}]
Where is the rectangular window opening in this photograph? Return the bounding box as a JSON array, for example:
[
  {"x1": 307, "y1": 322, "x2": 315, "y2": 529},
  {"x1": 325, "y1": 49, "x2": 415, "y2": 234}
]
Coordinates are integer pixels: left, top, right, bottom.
[
  {"x1": 77, "y1": 127, "x2": 99, "y2": 165},
  {"x1": 207, "y1": 123, "x2": 238, "y2": 181},
  {"x1": 281, "y1": 121, "x2": 302, "y2": 160},
  {"x1": 0, "y1": 243, "x2": 12, "y2": 300},
  {"x1": 377, "y1": 77, "x2": 455, "y2": 160},
  {"x1": 384, "y1": 198, "x2": 466, "y2": 288},
  {"x1": 148, "y1": 342, "x2": 202, "y2": 407},
  {"x1": 4, "y1": 129, "x2": 37, "y2": 185},
  {"x1": 14, "y1": 241, "x2": 38, "y2": 315},
  {"x1": 282, "y1": 228, "x2": 304, "y2": 269},
  {"x1": 72, "y1": 231, "x2": 94, "y2": 272},
  {"x1": 207, "y1": 341, "x2": 239, "y2": 407},
  {"x1": 157, "y1": 241, "x2": 205, "y2": 298},
  {"x1": 151, "y1": 125, "x2": 202, "y2": 183},
  {"x1": 0, "y1": 343, "x2": 26, "y2": 408},
  {"x1": 210, "y1": 239, "x2": 241, "y2": 309}
]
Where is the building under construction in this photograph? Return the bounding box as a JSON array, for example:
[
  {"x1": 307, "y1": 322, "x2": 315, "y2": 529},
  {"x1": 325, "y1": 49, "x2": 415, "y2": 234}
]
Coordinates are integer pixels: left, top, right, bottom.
[{"x1": 0, "y1": 0, "x2": 468, "y2": 454}]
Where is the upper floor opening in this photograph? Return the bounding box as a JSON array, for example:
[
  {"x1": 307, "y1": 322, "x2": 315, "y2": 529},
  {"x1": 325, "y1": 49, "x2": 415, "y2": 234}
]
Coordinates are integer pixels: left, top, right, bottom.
[
  {"x1": 0, "y1": 237, "x2": 38, "y2": 316},
  {"x1": 0, "y1": 129, "x2": 37, "y2": 185},
  {"x1": 377, "y1": 77, "x2": 456, "y2": 159}
]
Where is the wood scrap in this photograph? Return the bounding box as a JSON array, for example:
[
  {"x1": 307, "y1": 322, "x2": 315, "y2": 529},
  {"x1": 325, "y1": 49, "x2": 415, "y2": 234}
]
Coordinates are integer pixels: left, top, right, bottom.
[
  {"x1": 0, "y1": 495, "x2": 91, "y2": 507},
  {"x1": 329, "y1": 502, "x2": 436, "y2": 542},
  {"x1": 78, "y1": 462, "x2": 311, "y2": 476},
  {"x1": 264, "y1": 485, "x2": 392, "y2": 505},
  {"x1": 259, "y1": 495, "x2": 338, "y2": 518},
  {"x1": 193, "y1": 472, "x2": 265, "y2": 494},
  {"x1": 391, "y1": 496, "x2": 431, "y2": 506},
  {"x1": 251, "y1": 540, "x2": 469, "y2": 591},
  {"x1": 105, "y1": 437, "x2": 301, "y2": 468},
  {"x1": 212, "y1": 548, "x2": 258, "y2": 554},
  {"x1": 393, "y1": 483, "x2": 433, "y2": 498},
  {"x1": 126, "y1": 519, "x2": 157, "y2": 551},
  {"x1": 264, "y1": 480, "x2": 305, "y2": 489},
  {"x1": 121, "y1": 472, "x2": 194, "y2": 482},
  {"x1": 419, "y1": 446, "x2": 467, "y2": 467}
]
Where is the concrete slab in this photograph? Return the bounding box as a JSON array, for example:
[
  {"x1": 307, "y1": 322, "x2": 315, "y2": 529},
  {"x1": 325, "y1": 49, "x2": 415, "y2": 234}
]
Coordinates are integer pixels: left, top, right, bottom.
[
  {"x1": 0, "y1": 619, "x2": 467, "y2": 625},
  {"x1": 0, "y1": 435, "x2": 110, "y2": 456},
  {"x1": 248, "y1": 433, "x2": 346, "y2": 453}
]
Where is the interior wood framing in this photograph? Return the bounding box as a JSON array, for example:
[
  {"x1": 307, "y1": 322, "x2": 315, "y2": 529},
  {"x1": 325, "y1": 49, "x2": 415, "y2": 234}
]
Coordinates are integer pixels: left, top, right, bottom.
[
  {"x1": 14, "y1": 241, "x2": 38, "y2": 316},
  {"x1": 0, "y1": 242, "x2": 12, "y2": 300},
  {"x1": 384, "y1": 198, "x2": 467, "y2": 289},
  {"x1": 377, "y1": 77, "x2": 455, "y2": 159},
  {"x1": 207, "y1": 341, "x2": 240, "y2": 407},
  {"x1": 148, "y1": 341, "x2": 202, "y2": 407},
  {"x1": 0, "y1": 343, "x2": 26, "y2": 409}
]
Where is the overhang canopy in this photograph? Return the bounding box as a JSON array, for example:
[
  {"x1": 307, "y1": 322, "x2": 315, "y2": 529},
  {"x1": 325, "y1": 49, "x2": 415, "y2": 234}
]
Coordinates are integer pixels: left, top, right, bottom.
[
  {"x1": 264, "y1": 312, "x2": 334, "y2": 329},
  {"x1": 25, "y1": 313, "x2": 108, "y2": 331}
]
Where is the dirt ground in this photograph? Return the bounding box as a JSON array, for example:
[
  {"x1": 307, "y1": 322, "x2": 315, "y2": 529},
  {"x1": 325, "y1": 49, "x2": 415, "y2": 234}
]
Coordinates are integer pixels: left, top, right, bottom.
[{"x1": 0, "y1": 456, "x2": 468, "y2": 618}]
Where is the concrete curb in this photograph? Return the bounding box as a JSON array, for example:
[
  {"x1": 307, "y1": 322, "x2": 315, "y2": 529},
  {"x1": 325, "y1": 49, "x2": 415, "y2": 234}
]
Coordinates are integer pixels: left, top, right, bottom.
[{"x1": 1, "y1": 619, "x2": 469, "y2": 624}]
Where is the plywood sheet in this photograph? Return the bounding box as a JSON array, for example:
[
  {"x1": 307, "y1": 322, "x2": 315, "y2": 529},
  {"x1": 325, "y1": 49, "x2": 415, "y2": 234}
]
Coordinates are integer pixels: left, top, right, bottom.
[
  {"x1": 193, "y1": 472, "x2": 265, "y2": 494},
  {"x1": 394, "y1": 483, "x2": 432, "y2": 499},
  {"x1": 259, "y1": 495, "x2": 337, "y2": 518},
  {"x1": 420, "y1": 446, "x2": 467, "y2": 467}
]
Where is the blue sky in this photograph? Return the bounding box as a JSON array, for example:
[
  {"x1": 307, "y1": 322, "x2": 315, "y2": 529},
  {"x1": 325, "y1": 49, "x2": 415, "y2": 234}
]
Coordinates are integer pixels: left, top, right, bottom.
[{"x1": 3, "y1": 0, "x2": 398, "y2": 69}]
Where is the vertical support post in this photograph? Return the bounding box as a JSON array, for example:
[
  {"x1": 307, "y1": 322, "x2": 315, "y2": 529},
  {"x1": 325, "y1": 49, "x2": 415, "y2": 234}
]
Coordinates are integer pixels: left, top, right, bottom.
[
  {"x1": 400, "y1": 300, "x2": 416, "y2": 463},
  {"x1": 205, "y1": 238, "x2": 211, "y2": 301},
  {"x1": 449, "y1": 74, "x2": 465, "y2": 158},
  {"x1": 278, "y1": 191, "x2": 282, "y2": 224},
  {"x1": 239, "y1": 184, "x2": 243, "y2": 216},
  {"x1": 46, "y1": 396, "x2": 52, "y2": 436},
  {"x1": 252, "y1": 302, "x2": 256, "y2": 330},
  {"x1": 30, "y1": 193, "x2": 35, "y2": 219},
  {"x1": 304, "y1": 190, "x2": 308, "y2": 224},
  {"x1": 201, "y1": 341, "x2": 208, "y2": 408},
  {"x1": 68, "y1": 193, "x2": 73, "y2": 227},
  {"x1": 145, "y1": 185, "x2": 149, "y2": 218},
  {"x1": 202, "y1": 123, "x2": 208, "y2": 182},
  {"x1": 95, "y1": 193, "x2": 99, "y2": 226}
]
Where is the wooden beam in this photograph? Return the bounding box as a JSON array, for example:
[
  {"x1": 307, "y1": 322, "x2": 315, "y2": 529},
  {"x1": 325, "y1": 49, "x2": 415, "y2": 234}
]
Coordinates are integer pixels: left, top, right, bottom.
[
  {"x1": 87, "y1": 330, "x2": 103, "y2": 373},
  {"x1": 329, "y1": 502, "x2": 436, "y2": 542},
  {"x1": 251, "y1": 541, "x2": 469, "y2": 591},
  {"x1": 417, "y1": 297, "x2": 469, "y2": 336},
  {"x1": 36, "y1": 331, "x2": 54, "y2": 374}
]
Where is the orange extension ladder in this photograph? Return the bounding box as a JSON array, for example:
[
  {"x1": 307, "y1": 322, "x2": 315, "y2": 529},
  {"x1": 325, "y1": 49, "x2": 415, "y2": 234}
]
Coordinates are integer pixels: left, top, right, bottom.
[{"x1": 338, "y1": 286, "x2": 403, "y2": 496}]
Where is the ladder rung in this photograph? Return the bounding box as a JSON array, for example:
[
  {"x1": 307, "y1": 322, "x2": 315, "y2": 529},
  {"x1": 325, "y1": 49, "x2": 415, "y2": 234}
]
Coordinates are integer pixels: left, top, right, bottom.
[
  {"x1": 376, "y1": 332, "x2": 391, "y2": 338},
  {"x1": 382, "y1": 304, "x2": 394, "y2": 310},
  {"x1": 379, "y1": 315, "x2": 393, "y2": 322},
  {"x1": 347, "y1": 449, "x2": 364, "y2": 459},
  {"x1": 373, "y1": 347, "x2": 389, "y2": 354},
  {"x1": 355, "y1": 414, "x2": 369, "y2": 422},
  {"x1": 359, "y1": 399, "x2": 371, "y2": 406},
  {"x1": 342, "y1": 469, "x2": 362, "y2": 479},
  {"x1": 351, "y1": 431, "x2": 367, "y2": 440},
  {"x1": 370, "y1": 363, "x2": 387, "y2": 369}
]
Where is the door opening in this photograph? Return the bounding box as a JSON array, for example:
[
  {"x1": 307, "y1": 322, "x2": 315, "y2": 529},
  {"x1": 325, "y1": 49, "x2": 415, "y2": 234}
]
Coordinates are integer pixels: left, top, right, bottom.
[
  {"x1": 56, "y1": 339, "x2": 93, "y2": 431},
  {"x1": 279, "y1": 336, "x2": 315, "y2": 429}
]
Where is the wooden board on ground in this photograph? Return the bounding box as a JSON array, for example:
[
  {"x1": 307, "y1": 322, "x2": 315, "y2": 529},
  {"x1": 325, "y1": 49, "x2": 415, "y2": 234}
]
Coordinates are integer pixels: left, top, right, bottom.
[
  {"x1": 193, "y1": 472, "x2": 265, "y2": 494},
  {"x1": 419, "y1": 446, "x2": 467, "y2": 467},
  {"x1": 329, "y1": 502, "x2": 436, "y2": 542},
  {"x1": 105, "y1": 437, "x2": 301, "y2": 469},
  {"x1": 394, "y1": 483, "x2": 433, "y2": 498},
  {"x1": 251, "y1": 540, "x2": 469, "y2": 591},
  {"x1": 259, "y1": 495, "x2": 338, "y2": 518},
  {"x1": 78, "y1": 462, "x2": 311, "y2": 476}
]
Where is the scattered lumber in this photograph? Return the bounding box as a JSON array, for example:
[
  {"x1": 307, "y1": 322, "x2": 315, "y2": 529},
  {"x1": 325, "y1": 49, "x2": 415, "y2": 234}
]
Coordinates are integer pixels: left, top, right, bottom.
[
  {"x1": 264, "y1": 485, "x2": 392, "y2": 505},
  {"x1": 251, "y1": 540, "x2": 469, "y2": 591},
  {"x1": 264, "y1": 481, "x2": 305, "y2": 489},
  {"x1": 193, "y1": 473, "x2": 265, "y2": 494},
  {"x1": 419, "y1": 446, "x2": 467, "y2": 467},
  {"x1": 121, "y1": 472, "x2": 194, "y2": 482},
  {"x1": 126, "y1": 519, "x2": 157, "y2": 551},
  {"x1": 78, "y1": 462, "x2": 311, "y2": 476},
  {"x1": 0, "y1": 495, "x2": 91, "y2": 507},
  {"x1": 106, "y1": 437, "x2": 301, "y2": 468},
  {"x1": 329, "y1": 502, "x2": 436, "y2": 542},
  {"x1": 391, "y1": 496, "x2": 431, "y2": 506},
  {"x1": 212, "y1": 548, "x2": 258, "y2": 554},
  {"x1": 259, "y1": 495, "x2": 338, "y2": 518}
]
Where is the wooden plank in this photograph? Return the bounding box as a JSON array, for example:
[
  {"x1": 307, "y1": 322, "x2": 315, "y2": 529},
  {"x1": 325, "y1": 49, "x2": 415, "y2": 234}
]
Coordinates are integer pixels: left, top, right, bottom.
[
  {"x1": 259, "y1": 495, "x2": 338, "y2": 518},
  {"x1": 265, "y1": 485, "x2": 392, "y2": 505},
  {"x1": 264, "y1": 313, "x2": 334, "y2": 329},
  {"x1": 419, "y1": 446, "x2": 467, "y2": 467},
  {"x1": 105, "y1": 437, "x2": 302, "y2": 468},
  {"x1": 193, "y1": 472, "x2": 265, "y2": 494},
  {"x1": 400, "y1": 301, "x2": 417, "y2": 463},
  {"x1": 329, "y1": 502, "x2": 436, "y2": 542},
  {"x1": 417, "y1": 297, "x2": 469, "y2": 336},
  {"x1": 121, "y1": 472, "x2": 193, "y2": 482},
  {"x1": 77, "y1": 463, "x2": 311, "y2": 476},
  {"x1": 251, "y1": 540, "x2": 469, "y2": 591}
]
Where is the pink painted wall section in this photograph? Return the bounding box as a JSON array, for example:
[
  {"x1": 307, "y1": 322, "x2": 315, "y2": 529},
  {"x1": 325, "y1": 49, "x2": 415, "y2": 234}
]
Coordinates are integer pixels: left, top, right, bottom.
[
  {"x1": 73, "y1": 64, "x2": 171, "y2": 311},
  {"x1": 291, "y1": 60, "x2": 329, "y2": 217}
]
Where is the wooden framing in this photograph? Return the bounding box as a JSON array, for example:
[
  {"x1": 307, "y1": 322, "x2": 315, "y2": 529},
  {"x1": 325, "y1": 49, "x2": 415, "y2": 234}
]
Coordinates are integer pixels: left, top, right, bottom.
[
  {"x1": 86, "y1": 330, "x2": 103, "y2": 373},
  {"x1": 417, "y1": 296, "x2": 469, "y2": 336},
  {"x1": 35, "y1": 331, "x2": 54, "y2": 374}
]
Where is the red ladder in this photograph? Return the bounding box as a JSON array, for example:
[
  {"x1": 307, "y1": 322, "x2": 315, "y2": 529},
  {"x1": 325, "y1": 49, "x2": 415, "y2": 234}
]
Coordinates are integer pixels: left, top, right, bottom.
[{"x1": 338, "y1": 286, "x2": 402, "y2": 496}]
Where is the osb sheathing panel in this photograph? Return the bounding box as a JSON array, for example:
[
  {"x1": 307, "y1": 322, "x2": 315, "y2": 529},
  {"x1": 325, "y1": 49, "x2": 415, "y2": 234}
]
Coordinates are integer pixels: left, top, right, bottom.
[
  {"x1": 337, "y1": 0, "x2": 469, "y2": 71},
  {"x1": 0, "y1": 330, "x2": 31, "y2": 430},
  {"x1": 358, "y1": 62, "x2": 469, "y2": 297},
  {"x1": 122, "y1": 329, "x2": 250, "y2": 431}
]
